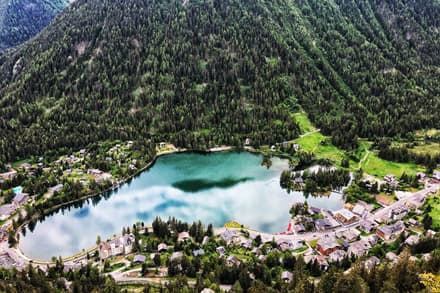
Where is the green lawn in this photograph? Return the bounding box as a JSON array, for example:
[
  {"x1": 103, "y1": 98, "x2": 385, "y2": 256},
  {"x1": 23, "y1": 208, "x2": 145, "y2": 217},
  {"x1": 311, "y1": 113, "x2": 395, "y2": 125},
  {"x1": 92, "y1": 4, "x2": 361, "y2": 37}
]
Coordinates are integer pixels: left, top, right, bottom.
[
  {"x1": 293, "y1": 112, "x2": 315, "y2": 134},
  {"x1": 428, "y1": 194, "x2": 440, "y2": 230},
  {"x1": 410, "y1": 143, "x2": 440, "y2": 156},
  {"x1": 294, "y1": 132, "x2": 353, "y2": 167},
  {"x1": 361, "y1": 151, "x2": 424, "y2": 178},
  {"x1": 12, "y1": 158, "x2": 32, "y2": 168}
]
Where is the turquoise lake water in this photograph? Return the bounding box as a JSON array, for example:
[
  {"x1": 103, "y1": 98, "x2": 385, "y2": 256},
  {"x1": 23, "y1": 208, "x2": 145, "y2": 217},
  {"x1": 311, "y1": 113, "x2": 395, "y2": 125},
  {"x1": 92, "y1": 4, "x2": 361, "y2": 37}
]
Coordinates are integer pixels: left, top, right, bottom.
[{"x1": 19, "y1": 152, "x2": 345, "y2": 260}]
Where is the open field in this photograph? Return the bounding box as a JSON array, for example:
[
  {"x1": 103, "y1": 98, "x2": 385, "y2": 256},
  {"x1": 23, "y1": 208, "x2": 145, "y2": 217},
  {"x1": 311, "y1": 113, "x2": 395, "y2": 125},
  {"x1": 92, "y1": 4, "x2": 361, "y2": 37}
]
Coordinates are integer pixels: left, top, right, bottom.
[
  {"x1": 428, "y1": 194, "x2": 440, "y2": 230},
  {"x1": 293, "y1": 112, "x2": 316, "y2": 134},
  {"x1": 361, "y1": 152, "x2": 424, "y2": 178},
  {"x1": 410, "y1": 143, "x2": 440, "y2": 156}
]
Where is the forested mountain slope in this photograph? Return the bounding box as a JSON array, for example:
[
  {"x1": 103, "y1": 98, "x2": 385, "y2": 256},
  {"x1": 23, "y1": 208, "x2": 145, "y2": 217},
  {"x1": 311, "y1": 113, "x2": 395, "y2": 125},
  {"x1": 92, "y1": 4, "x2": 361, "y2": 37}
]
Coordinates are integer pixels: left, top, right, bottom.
[
  {"x1": 0, "y1": 0, "x2": 68, "y2": 51},
  {"x1": 0, "y1": 0, "x2": 439, "y2": 163}
]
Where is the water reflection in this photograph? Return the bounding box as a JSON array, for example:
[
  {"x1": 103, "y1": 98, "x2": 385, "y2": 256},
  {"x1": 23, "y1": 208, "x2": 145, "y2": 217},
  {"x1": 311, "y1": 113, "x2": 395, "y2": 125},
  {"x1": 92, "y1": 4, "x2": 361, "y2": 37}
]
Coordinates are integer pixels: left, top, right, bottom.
[{"x1": 20, "y1": 152, "x2": 344, "y2": 260}]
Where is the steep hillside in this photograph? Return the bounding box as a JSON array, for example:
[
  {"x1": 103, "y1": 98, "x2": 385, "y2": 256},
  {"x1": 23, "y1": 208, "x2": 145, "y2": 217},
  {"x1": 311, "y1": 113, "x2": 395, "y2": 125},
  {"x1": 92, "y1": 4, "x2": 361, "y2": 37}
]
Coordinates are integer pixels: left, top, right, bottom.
[
  {"x1": 0, "y1": 0, "x2": 439, "y2": 163},
  {"x1": 0, "y1": 0, "x2": 68, "y2": 51}
]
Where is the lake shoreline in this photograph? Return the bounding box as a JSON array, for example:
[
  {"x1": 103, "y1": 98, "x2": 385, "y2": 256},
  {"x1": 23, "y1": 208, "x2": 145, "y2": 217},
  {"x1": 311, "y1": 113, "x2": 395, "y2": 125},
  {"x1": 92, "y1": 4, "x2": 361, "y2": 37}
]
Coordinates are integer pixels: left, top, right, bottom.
[{"x1": 11, "y1": 145, "x2": 265, "y2": 264}]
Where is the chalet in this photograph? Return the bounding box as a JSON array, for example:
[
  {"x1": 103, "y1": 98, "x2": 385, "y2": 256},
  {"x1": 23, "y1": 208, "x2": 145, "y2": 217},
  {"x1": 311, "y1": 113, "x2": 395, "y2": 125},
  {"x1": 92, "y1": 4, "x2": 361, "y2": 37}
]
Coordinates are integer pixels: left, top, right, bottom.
[
  {"x1": 216, "y1": 246, "x2": 226, "y2": 256},
  {"x1": 433, "y1": 171, "x2": 440, "y2": 180},
  {"x1": 364, "y1": 256, "x2": 380, "y2": 271},
  {"x1": 159, "y1": 142, "x2": 166, "y2": 148},
  {"x1": 308, "y1": 206, "x2": 321, "y2": 215},
  {"x1": 226, "y1": 255, "x2": 240, "y2": 266},
  {"x1": 359, "y1": 219, "x2": 376, "y2": 233},
  {"x1": 315, "y1": 219, "x2": 332, "y2": 231},
  {"x1": 99, "y1": 234, "x2": 135, "y2": 259},
  {"x1": 316, "y1": 238, "x2": 340, "y2": 255},
  {"x1": 405, "y1": 235, "x2": 420, "y2": 246},
  {"x1": 376, "y1": 221, "x2": 405, "y2": 241},
  {"x1": 241, "y1": 239, "x2": 252, "y2": 250},
  {"x1": 133, "y1": 255, "x2": 146, "y2": 264},
  {"x1": 87, "y1": 169, "x2": 104, "y2": 176},
  {"x1": 177, "y1": 232, "x2": 191, "y2": 242},
  {"x1": 79, "y1": 149, "x2": 86, "y2": 155},
  {"x1": 245, "y1": 138, "x2": 251, "y2": 146},
  {"x1": 0, "y1": 170, "x2": 17, "y2": 180},
  {"x1": 171, "y1": 251, "x2": 183, "y2": 261},
  {"x1": 157, "y1": 243, "x2": 168, "y2": 252},
  {"x1": 281, "y1": 271, "x2": 293, "y2": 283},
  {"x1": 293, "y1": 223, "x2": 306, "y2": 234},
  {"x1": 416, "y1": 172, "x2": 427, "y2": 180},
  {"x1": 347, "y1": 240, "x2": 371, "y2": 257},
  {"x1": 388, "y1": 205, "x2": 410, "y2": 221},
  {"x1": 383, "y1": 174, "x2": 399, "y2": 188},
  {"x1": 219, "y1": 229, "x2": 239, "y2": 244},
  {"x1": 367, "y1": 234, "x2": 379, "y2": 246},
  {"x1": 20, "y1": 163, "x2": 31, "y2": 169},
  {"x1": 385, "y1": 252, "x2": 398, "y2": 263},
  {"x1": 407, "y1": 218, "x2": 419, "y2": 226},
  {"x1": 293, "y1": 177, "x2": 304, "y2": 185},
  {"x1": 13, "y1": 193, "x2": 29, "y2": 207},
  {"x1": 0, "y1": 204, "x2": 16, "y2": 221},
  {"x1": 336, "y1": 228, "x2": 360, "y2": 242},
  {"x1": 352, "y1": 204, "x2": 366, "y2": 216},
  {"x1": 193, "y1": 249, "x2": 205, "y2": 257},
  {"x1": 315, "y1": 255, "x2": 329, "y2": 271},
  {"x1": 50, "y1": 184, "x2": 64, "y2": 194},
  {"x1": 329, "y1": 250, "x2": 346, "y2": 263},
  {"x1": 333, "y1": 209, "x2": 358, "y2": 225}
]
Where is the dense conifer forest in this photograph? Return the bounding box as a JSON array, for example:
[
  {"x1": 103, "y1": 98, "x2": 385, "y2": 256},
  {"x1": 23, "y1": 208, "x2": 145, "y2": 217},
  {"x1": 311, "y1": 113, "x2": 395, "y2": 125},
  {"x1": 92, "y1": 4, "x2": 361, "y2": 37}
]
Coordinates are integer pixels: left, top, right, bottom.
[
  {"x1": 0, "y1": 0, "x2": 68, "y2": 51},
  {"x1": 0, "y1": 0, "x2": 438, "y2": 163}
]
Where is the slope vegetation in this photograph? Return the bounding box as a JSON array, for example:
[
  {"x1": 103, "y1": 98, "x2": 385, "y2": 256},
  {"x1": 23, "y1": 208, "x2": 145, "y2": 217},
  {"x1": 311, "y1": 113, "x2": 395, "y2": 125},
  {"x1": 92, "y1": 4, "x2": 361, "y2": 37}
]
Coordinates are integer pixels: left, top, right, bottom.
[{"x1": 0, "y1": 0, "x2": 438, "y2": 163}]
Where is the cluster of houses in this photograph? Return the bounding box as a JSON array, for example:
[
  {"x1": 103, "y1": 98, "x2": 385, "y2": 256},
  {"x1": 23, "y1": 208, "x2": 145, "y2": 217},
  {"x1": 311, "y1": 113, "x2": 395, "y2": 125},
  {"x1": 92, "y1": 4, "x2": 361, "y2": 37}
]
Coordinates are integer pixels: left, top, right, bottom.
[
  {"x1": 0, "y1": 189, "x2": 30, "y2": 221},
  {"x1": 98, "y1": 234, "x2": 135, "y2": 260}
]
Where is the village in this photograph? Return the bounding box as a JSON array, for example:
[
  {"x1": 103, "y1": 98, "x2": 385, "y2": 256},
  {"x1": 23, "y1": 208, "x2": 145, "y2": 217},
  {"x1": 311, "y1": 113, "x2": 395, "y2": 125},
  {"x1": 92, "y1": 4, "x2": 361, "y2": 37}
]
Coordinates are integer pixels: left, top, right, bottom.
[{"x1": 0, "y1": 139, "x2": 439, "y2": 289}]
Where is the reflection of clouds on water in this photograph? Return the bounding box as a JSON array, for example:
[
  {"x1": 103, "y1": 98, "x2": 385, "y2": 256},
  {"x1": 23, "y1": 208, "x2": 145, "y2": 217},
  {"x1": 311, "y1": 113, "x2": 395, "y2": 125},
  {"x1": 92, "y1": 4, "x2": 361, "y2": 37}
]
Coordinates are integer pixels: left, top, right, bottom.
[{"x1": 20, "y1": 153, "x2": 345, "y2": 260}]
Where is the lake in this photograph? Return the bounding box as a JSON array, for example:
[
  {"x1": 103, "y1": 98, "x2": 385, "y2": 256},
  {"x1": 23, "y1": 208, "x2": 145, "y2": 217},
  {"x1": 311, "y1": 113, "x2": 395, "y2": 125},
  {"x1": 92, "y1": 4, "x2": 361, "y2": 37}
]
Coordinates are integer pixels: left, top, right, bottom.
[{"x1": 19, "y1": 151, "x2": 345, "y2": 260}]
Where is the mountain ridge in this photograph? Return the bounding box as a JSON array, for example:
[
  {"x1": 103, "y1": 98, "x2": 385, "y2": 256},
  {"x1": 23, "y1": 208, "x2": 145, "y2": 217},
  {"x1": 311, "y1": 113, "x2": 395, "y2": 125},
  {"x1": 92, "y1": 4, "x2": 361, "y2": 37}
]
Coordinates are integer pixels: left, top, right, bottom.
[{"x1": 0, "y1": 0, "x2": 439, "y2": 163}]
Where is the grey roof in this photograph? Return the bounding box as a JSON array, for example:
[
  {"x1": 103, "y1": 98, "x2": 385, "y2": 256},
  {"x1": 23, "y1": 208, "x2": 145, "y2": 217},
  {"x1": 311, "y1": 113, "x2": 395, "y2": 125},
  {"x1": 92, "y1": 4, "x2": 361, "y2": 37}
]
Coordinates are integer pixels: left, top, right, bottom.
[
  {"x1": 193, "y1": 249, "x2": 205, "y2": 256},
  {"x1": 133, "y1": 255, "x2": 146, "y2": 263}
]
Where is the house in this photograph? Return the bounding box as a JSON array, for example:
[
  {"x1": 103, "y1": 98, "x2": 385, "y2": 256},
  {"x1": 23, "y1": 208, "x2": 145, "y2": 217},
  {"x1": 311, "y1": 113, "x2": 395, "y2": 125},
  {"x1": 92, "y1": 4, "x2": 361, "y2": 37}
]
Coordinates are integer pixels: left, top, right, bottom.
[
  {"x1": 416, "y1": 172, "x2": 427, "y2": 181},
  {"x1": 245, "y1": 138, "x2": 251, "y2": 146},
  {"x1": 376, "y1": 221, "x2": 405, "y2": 241},
  {"x1": 385, "y1": 252, "x2": 398, "y2": 263},
  {"x1": 308, "y1": 206, "x2": 321, "y2": 215},
  {"x1": 293, "y1": 223, "x2": 306, "y2": 234},
  {"x1": 171, "y1": 251, "x2": 183, "y2": 261},
  {"x1": 384, "y1": 174, "x2": 399, "y2": 188},
  {"x1": 336, "y1": 228, "x2": 360, "y2": 242},
  {"x1": 315, "y1": 255, "x2": 329, "y2": 271},
  {"x1": 433, "y1": 171, "x2": 440, "y2": 180},
  {"x1": 193, "y1": 249, "x2": 205, "y2": 257},
  {"x1": 329, "y1": 250, "x2": 346, "y2": 263},
  {"x1": 365, "y1": 256, "x2": 380, "y2": 271},
  {"x1": 219, "y1": 229, "x2": 239, "y2": 244},
  {"x1": 0, "y1": 170, "x2": 17, "y2": 180},
  {"x1": 202, "y1": 236, "x2": 210, "y2": 245},
  {"x1": 20, "y1": 163, "x2": 31, "y2": 169},
  {"x1": 316, "y1": 238, "x2": 340, "y2": 255},
  {"x1": 79, "y1": 149, "x2": 86, "y2": 155},
  {"x1": 347, "y1": 240, "x2": 371, "y2": 257},
  {"x1": 133, "y1": 255, "x2": 146, "y2": 264},
  {"x1": 407, "y1": 218, "x2": 419, "y2": 226},
  {"x1": 0, "y1": 204, "x2": 16, "y2": 221},
  {"x1": 315, "y1": 219, "x2": 332, "y2": 231},
  {"x1": 405, "y1": 235, "x2": 420, "y2": 246},
  {"x1": 352, "y1": 204, "x2": 366, "y2": 216},
  {"x1": 157, "y1": 243, "x2": 168, "y2": 252},
  {"x1": 226, "y1": 256, "x2": 240, "y2": 266},
  {"x1": 366, "y1": 234, "x2": 379, "y2": 246},
  {"x1": 333, "y1": 209, "x2": 358, "y2": 225},
  {"x1": 293, "y1": 177, "x2": 304, "y2": 185},
  {"x1": 389, "y1": 205, "x2": 410, "y2": 221},
  {"x1": 216, "y1": 246, "x2": 226, "y2": 256},
  {"x1": 87, "y1": 169, "x2": 104, "y2": 176},
  {"x1": 177, "y1": 232, "x2": 191, "y2": 242},
  {"x1": 360, "y1": 219, "x2": 376, "y2": 233},
  {"x1": 281, "y1": 271, "x2": 293, "y2": 283},
  {"x1": 50, "y1": 184, "x2": 64, "y2": 194},
  {"x1": 13, "y1": 193, "x2": 29, "y2": 207},
  {"x1": 159, "y1": 142, "x2": 166, "y2": 148},
  {"x1": 241, "y1": 239, "x2": 252, "y2": 250}
]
